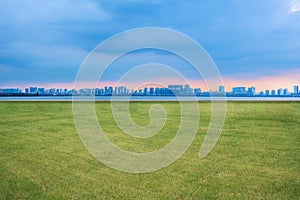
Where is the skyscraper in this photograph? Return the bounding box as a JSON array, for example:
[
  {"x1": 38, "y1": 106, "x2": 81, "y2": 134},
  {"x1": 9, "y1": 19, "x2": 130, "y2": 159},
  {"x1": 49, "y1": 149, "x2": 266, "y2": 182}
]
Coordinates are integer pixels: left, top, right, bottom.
[
  {"x1": 271, "y1": 90, "x2": 276, "y2": 96},
  {"x1": 30, "y1": 87, "x2": 38, "y2": 94},
  {"x1": 219, "y1": 86, "x2": 225, "y2": 93},
  {"x1": 294, "y1": 85, "x2": 299, "y2": 94},
  {"x1": 277, "y1": 88, "x2": 283, "y2": 96},
  {"x1": 247, "y1": 87, "x2": 256, "y2": 96},
  {"x1": 232, "y1": 87, "x2": 246, "y2": 94}
]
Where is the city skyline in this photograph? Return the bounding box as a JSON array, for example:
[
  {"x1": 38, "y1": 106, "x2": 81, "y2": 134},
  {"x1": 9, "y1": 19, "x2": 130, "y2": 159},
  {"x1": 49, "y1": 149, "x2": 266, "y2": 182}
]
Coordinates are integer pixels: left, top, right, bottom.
[
  {"x1": 1, "y1": 77, "x2": 300, "y2": 93},
  {"x1": 1, "y1": 83, "x2": 299, "y2": 97}
]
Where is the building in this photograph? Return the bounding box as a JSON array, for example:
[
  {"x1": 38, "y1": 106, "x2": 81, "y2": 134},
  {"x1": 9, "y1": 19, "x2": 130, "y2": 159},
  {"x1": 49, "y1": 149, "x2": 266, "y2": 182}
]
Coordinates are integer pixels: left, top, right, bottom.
[
  {"x1": 149, "y1": 88, "x2": 154, "y2": 95},
  {"x1": 143, "y1": 87, "x2": 148, "y2": 95},
  {"x1": 0, "y1": 88, "x2": 22, "y2": 94},
  {"x1": 283, "y1": 88, "x2": 289, "y2": 95},
  {"x1": 294, "y1": 85, "x2": 299, "y2": 94},
  {"x1": 247, "y1": 87, "x2": 256, "y2": 95},
  {"x1": 271, "y1": 90, "x2": 276, "y2": 96},
  {"x1": 218, "y1": 86, "x2": 225, "y2": 93},
  {"x1": 194, "y1": 88, "x2": 202, "y2": 96},
  {"x1": 38, "y1": 88, "x2": 45, "y2": 94},
  {"x1": 277, "y1": 88, "x2": 283, "y2": 96},
  {"x1": 232, "y1": 87, "x2": 246, "y2": 94},
  {"x1": 265, "y1": 90, "x2": 270, "y2": 96},
  {"x1": 29, "y1": 87, "x2": 38, "y2": 94}
]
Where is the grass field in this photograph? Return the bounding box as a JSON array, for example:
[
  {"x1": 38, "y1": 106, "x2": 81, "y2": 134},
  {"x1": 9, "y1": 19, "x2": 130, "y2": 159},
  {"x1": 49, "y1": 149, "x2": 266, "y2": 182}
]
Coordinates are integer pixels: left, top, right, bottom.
[{"x1": 0, "y1": 101, "x2": 299, "y2": 199}]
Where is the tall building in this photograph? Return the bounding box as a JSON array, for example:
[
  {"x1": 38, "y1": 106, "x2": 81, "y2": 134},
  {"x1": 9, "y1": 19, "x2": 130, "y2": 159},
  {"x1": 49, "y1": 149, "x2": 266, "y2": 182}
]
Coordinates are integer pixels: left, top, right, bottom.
[
  {"x1": 38, "y1": 88, "x2": 45, "y2": 94},
  {"x1": 155, "y1": 87, "x2": 160, "y2": 95},
  {"x1": 271, "y1": 90, "x2": 276, "y2": 96},
  {"x1": 149, "y1": 88, "x2": 154, "y2": 95},
  {"x1": 218, "y1": 86, "x2": 225, "y2": 93},
  {"x1": 30, "y1": 86, "x2": 38, "y2": 94},
  {"x1": 194, "y1": 88, "x2": 202, "y2": 95},
  {"x1": 294, "y1": 85, "x2": 299, "y2": 94},
  {"x1": 232, "y1": 87, "x2": 246, "y2": 94},
  {"x1": 143, "y1": 87, "x2": 148, "y2": 95},
  {"x1": 277, "y1": 88, "x2": 283, "y2": 96},
  {"x1": 247, "y1": 87, "x2": 256, "y2": 95},
  {"x1": 265, "y1": 90, "x2": 270, "y2": 96},
  {"x1": 283, "y1": 88, "x2": 289, "y2": 95}
]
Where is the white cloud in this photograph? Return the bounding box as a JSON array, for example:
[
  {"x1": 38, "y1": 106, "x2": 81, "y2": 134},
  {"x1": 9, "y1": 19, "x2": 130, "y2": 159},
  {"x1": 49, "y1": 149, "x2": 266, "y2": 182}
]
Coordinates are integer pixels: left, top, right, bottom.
[{"x1": 289, "y1": 0, "x2": 300, "y2": 14}]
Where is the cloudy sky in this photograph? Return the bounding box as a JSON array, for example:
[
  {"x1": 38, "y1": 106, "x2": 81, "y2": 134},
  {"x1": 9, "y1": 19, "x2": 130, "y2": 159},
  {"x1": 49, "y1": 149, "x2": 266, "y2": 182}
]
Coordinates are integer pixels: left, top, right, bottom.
[{"x1": 0, "y1": 0, "x2": 300, "y2": 91}]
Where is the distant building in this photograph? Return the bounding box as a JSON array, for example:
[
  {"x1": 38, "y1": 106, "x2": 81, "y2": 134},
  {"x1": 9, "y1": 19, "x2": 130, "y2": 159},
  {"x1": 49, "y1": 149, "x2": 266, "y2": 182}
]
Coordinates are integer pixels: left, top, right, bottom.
[
  {"x1": 218, "y1": 86, "x2": 225, "y2": 93},
  {"x1": 155, "y1": 87, "x2": 160, "y2": 95},
  {"x1": 25, "y1": 88, "x2": 29, "y2": 94},
  {"x1": 194, "y1": 88, "x2": 202, "y2": 95},
  {"x1": 271, "y1": 90, "x2": 276, "y2": 96},
  {"x1": 30, "y1": 86, "x2": 38, "y2": 94},
  {"x1": 184, "y1": 84, "x2": 193, "y2": 95},
  {"x1": 143, "y1": 87, "x2": 148, "y2": 95},
  {"x1": 283, "y1": 88, "x2": 289, "y2": 95},
  {"x1": 247, "y1": 87, "x2": 256, "y2": 96},
  {"x1": 38, "y1": 88, "x2": 45, "y2": 94},
  {"x1": 294, "y1": 85, "x2": 299, "y2": 94},
  {"x1": 149, "y1": 88, "x2": 154, "y2": 95},
  {"x1": 259, "y1": 91, "x2": 264, "y2": 96},
  {"x1": 232, "y1": 87, "x2": 246, "y2": 94},
  {"x1": 49, "y1": 88, "x2": 56, "y2": 95},
  {"x1": 265, "y1": 90, "x2": 270, "y2": 96},
  {"x1": 0, "y1": 88, "x2": 22, "y2": 94},
  {"x1": 277, "y1": 88, "x2": 283, "y2": 96}
]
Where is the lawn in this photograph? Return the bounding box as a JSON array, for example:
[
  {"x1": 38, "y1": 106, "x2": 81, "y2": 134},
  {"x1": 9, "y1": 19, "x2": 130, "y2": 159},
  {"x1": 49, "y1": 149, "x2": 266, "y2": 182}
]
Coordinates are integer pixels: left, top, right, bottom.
[{"x1": 0, "y1": 101, "x2": 299, "y2": 199}]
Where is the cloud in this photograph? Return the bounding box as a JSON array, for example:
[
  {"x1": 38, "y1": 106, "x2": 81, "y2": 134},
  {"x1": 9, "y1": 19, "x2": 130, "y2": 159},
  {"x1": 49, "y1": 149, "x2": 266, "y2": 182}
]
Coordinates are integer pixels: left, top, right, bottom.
[
  {"x1": 0, "y1": 0, "x2": 299, "y2": 88},
  {"x1": 289, "y1": 0, "x2": 300, "y2": 14}
]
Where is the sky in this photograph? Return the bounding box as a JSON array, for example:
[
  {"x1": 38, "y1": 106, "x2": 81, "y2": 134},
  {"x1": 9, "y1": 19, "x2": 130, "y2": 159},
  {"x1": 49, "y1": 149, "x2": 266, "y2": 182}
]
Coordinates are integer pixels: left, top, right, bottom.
[{"x1": 0, "y1": 0, "x2": 300, "y2": 91}]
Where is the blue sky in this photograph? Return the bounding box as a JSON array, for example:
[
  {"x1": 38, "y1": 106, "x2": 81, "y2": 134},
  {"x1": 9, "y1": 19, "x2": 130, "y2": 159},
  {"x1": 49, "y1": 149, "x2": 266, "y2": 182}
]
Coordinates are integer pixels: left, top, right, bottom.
[{"x1": 0, "y1": 0, "x2": 300, "y2": 90}]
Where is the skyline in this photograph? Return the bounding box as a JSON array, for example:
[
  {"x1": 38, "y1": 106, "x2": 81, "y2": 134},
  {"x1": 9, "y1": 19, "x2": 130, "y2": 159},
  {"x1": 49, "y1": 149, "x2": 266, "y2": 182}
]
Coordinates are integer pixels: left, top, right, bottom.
[
  {"x1": 1, "y1": 82, "x2": 299, "y2": 95},
  {"x1": 1, "y1": 1, "x2": 300, "y2": 89}
]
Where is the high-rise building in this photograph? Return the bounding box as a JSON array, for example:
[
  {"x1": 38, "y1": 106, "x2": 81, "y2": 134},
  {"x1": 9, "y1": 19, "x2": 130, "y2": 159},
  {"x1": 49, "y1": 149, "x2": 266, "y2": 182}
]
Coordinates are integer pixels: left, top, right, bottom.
[
  {"x1": 283, "y1": 88, "x2": 289, "y2": 95},
  {"x1": 277, "y1": 88, "x2": 283, "y2": 96},
  {"x1": 30, "y1": 86, "x2": 38, "y2": 94},
  {"x1": 247, "y1": 87, "x2": 256, "y2": 95},
  {"x1": 232, "y1": 87, "x2": 246, "y2": 94},
  {"x1": 294, "y1": 85, "x2": 299, "y2": 94},
  {"x1": 155, "y1": 87, "x2": 160, "y2": 96},
  {"x1": 149, "y1": 88, "x2": 154, "y2": 95},
  {"x1": 219, "y1": 86, "x2": 225, "y2": 93},
  {"x1": 194, "y1": 88, "x2": 202, "y2": 95},
  {"x1": 38, "y1": 88, "x2": 45, "y2": 94},
  {"x1": 271, "y1": 90, "x2": 276, "y2": 96},
  {"x1": 143, "y1": 87, "x2": 148, "y2": 95},
  {"x1": 265, "y1": 90, "x2": 270, "y2": 96}
]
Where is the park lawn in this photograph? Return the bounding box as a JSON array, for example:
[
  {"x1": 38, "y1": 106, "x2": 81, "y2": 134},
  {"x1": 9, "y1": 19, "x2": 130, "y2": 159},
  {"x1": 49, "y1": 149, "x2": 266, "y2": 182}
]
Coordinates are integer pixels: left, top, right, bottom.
[{"x1": 0, "y1": 101, "x2": 299, "y2": 199}]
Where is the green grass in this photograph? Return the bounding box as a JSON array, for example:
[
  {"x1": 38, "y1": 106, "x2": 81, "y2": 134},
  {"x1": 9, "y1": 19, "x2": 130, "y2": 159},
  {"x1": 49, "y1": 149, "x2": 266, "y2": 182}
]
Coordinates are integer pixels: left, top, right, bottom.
[{"x1": 0, "y1": 101, "x2": 299, "y2": 199}]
